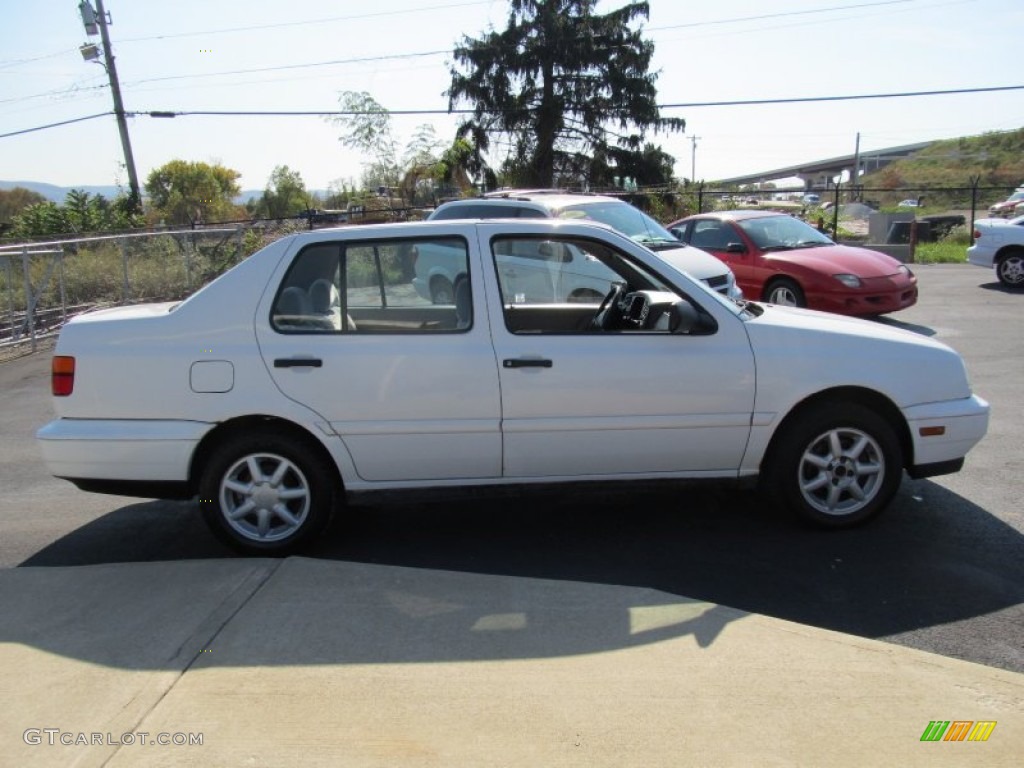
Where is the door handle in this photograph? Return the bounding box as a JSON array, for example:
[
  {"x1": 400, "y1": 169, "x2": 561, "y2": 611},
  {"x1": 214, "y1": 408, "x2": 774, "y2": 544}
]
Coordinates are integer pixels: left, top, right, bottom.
[
  {"x1": 503, "y1": 358, "x2": 553, "y2": 369},
  {"x1": 274, "y1": 357, "x2": 323, "y2": 368}
]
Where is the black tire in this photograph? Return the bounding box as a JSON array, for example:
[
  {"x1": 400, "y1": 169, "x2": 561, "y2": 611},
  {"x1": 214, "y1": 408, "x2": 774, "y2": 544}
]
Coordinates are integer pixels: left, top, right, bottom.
[
  {"x1": 995, "y1": 249, "x2": 1024, "y2": 288},
  {"x1": 198, "y1": 431, "x2": 336, "y2": 555},
  {"x1": 568, "y1": 288, "x2": 604, "y2": 304},
  {"x1": 430, "y1": 276, "x2": 454, "y2": 305},
  {"x1": 763, "y1": 277, "x2": 806, "y2": 308},
  {"x1": 762, "y1": 402, "x2": 903, "y2": 528}
]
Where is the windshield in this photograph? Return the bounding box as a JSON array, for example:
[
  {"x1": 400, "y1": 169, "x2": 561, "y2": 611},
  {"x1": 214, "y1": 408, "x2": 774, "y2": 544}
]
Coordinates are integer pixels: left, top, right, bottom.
[
  {"x1": 736, "y1": 215, "x2": 834, "y2": 250},
  {"x1": 556, "y1": 201, "x2": 679, "y2": 247}
]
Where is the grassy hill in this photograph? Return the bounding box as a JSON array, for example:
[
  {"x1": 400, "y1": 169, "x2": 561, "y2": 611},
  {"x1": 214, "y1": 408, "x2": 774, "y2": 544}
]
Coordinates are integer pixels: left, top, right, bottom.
[{"x1": 859, "y1": 128, "x2": 1024, "y2": 207}]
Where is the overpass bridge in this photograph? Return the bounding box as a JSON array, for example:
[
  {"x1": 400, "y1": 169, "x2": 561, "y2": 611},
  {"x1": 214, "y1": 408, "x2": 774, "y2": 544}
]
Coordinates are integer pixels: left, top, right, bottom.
[{"x1": 714, "y1": 140, "x2": 935, "y2": 189}]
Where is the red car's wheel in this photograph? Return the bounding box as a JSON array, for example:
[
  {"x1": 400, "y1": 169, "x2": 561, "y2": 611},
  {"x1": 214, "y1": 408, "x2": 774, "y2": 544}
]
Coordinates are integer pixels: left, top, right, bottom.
[{"x1": 764, "y1": 278, "x2": 805, "y2": 308}]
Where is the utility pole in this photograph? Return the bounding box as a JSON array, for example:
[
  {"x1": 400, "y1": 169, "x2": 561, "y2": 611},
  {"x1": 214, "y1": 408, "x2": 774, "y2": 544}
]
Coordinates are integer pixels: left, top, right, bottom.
[
  {"x1": 80, "y1": 0, "x2": 141, "y2": 212},
  {"x1": 690, "y1": 135, "x2": 701, "y2": 183},
  {"x1": 851, "y1": 131, "x2": 861, "y2": 201}
]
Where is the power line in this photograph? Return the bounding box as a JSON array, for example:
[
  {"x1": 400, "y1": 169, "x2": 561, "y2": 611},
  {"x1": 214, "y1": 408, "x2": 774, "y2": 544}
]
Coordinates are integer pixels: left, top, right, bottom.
[
  {"x1": 647, "y1": 0, "x2": 917, "y2": 31},
  {"x1": 0, "y1": 112, "x2": 111, "y2": 139},
  {"x1": 0, "y1": 0, "x2": 967, "y2": 107},
  {"x1": 5, "y1": 85, "x2": 1022, "y2": 140},
  {"x1": 657, "y1": 84, "x2": 1024, "y2": 108},
  {"x1": 0, "y1": 49, "x2": 75, "y2": 71},
  {"x1": 116, "y1": 0, "x2": 493, "y2": 43},
  {"x1": 121, "y1": 50, "x2": 449, "y2": 88}
]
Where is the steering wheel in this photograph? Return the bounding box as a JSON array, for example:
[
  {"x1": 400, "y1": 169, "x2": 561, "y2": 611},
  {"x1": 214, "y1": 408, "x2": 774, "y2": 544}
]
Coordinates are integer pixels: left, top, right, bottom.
[{"x1": 590, "y1": 283, "x2": 627, "y2": 331}]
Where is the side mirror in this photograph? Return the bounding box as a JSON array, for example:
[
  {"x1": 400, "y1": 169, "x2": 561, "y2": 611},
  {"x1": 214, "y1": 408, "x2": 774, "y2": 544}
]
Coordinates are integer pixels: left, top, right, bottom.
[
  {"x1": 669, "y1": 299, "x2": 699, "y2": 334},
  {"x1": 725, "y1": 242, "x2": 746, "y2": 253}
]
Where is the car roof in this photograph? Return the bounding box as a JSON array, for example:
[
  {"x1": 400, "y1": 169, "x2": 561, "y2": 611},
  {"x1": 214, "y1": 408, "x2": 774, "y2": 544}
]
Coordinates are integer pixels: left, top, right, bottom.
[
  {"x1": 685, "y1": 209, "x2": 790, "y2": 222},
  {"x1": 482, "y1": 190, "x2": 626, "y2": 209}
]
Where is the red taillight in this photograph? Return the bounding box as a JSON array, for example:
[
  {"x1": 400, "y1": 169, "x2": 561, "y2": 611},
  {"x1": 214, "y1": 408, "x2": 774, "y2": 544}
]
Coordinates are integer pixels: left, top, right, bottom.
[
  {"x1": 973, "y1": 229, "x2": 981, "y2": 240},
  {"x1": 52, "y1": 355, "x2": 75, "y2": 396}
]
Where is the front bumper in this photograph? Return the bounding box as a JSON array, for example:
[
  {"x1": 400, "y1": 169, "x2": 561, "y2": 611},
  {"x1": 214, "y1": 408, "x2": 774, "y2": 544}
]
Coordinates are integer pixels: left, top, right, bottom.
[
  {"x1": 811, "y1": 276, "x2": 918, "y2": 316},
  {"x1": 36, "y1": 418, "x2": 213, "y2": 483},
  {"x1": 903, "y1": 395, "x2": 990, "y2": 473}
]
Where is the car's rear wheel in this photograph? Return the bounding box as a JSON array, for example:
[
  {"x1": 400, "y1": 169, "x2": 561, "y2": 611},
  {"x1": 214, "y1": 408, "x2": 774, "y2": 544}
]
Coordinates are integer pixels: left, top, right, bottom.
[
  {"x1": 996, "y1": 249, "x2": 1024, "y2": 288},
  {"x1": 199, "y1": 432, "x2": 335, "y2": 555},
  {"x1": 430, "y1": 276, "x2": 454, "y2": 305},
  {"x1": 764, "y1": 277, "x2": 805, "y2": 307},
  {"x1": 763, "y1": 402, "x2": 903, "y2": 528}
]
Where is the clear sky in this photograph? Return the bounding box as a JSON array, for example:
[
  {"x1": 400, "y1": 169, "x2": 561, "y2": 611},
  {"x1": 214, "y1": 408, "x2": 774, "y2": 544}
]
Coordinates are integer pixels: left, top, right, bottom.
[{"x1": 2, "y1": 0, "x2": 1022, "y2": 194}]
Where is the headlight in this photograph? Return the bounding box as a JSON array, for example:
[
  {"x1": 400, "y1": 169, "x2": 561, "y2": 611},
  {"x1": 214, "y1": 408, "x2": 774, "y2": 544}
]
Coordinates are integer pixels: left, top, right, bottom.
[
  {"x1": 726, "y1": 272, "x2": 744, "y2": 299},
  {"x1": 833, "y1": 273, "x2": 862, "y2": 288},
  {"x1": 898, "y1": 264, "x2": 914, "y2": 277}
]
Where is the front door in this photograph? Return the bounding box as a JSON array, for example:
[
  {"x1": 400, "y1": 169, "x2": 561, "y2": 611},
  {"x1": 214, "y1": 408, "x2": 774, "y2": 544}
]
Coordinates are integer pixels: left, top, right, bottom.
[{"x1": 481, "y1": 230, "x2": 756, "y2": 479}]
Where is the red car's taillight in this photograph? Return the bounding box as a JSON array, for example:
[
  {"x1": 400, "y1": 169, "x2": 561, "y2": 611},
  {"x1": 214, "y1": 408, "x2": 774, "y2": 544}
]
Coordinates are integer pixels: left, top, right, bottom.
[{"x1": 52, "y1": 355, "x2": 75, "y2": 396}]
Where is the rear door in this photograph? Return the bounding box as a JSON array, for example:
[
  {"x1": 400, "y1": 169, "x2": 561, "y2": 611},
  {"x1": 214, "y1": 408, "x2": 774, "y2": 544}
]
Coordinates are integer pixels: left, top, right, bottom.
[{"x1": 255, "y1": 230, "x2": 502, "y2": 482}]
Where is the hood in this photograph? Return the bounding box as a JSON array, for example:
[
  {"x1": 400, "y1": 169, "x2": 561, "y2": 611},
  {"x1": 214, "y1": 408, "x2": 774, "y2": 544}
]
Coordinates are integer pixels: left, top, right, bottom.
[
  {"x1": 752, "y1": 302, "x2": 940, "y2": 344},
  {"x1": 655, "y1": 244, "x2": 733, "y2": 280},
  {"x1": 745, "y1": 303, "x2": 971, "y2": 406},
  {"x1": 767, "y1": 243, "x2": 904, "y2": 278}
]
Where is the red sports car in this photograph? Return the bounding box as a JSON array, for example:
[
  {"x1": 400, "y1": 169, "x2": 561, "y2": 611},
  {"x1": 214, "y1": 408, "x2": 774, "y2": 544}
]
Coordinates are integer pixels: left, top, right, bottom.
[{"x1": 667, "y1": 211, "x2": 917, "y2": 316}]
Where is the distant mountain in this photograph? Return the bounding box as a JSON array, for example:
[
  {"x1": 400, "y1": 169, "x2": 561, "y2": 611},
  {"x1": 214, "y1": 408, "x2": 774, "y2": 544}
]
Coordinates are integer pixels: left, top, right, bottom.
[
  {"x1": 2, "y1": 181, "x2": 328, "y2": 206},
  {"x1": 0, "y1": 180, "x2": 122, "y2": 203}
]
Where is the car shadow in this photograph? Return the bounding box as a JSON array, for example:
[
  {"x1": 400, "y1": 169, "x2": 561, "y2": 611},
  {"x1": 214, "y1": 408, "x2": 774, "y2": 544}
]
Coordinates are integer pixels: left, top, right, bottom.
[
  {"x1": 15, "y1": 478, "x2": 1024, "y2": 671},
  {"x1": 978, "y1": 280, "x2": 1023, "y2": 293}
]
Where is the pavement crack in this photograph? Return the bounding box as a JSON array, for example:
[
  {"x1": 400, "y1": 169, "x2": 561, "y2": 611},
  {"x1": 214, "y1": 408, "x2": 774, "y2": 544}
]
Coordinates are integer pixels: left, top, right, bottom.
[{"x1": 97, "y1": 558, "x2": 284, "y2": 767}]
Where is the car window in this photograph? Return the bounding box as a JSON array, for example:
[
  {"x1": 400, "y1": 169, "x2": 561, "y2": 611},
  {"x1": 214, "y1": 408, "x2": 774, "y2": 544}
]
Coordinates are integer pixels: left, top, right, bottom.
[
  {"x1": 690, "y1": 220, "x2": 734, "y2": 250},
  {"x1": 272, "y1": 237, "x2": 471, "y2": 333},
  {"x1": 737, "y1": 216, "x2": 833, "y2": 249},
  {"x1": 556, "y1": 201, "x2": 678, "y2": 247},
  {"x1": 491, "y1": 235, "x2": 683, "y2": 334}
]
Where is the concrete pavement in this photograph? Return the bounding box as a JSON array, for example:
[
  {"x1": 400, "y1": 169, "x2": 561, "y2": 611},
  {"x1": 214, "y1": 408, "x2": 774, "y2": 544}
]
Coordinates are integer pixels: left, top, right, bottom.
[{"x1": 1, "y1": 558, "x2": 1020, "y2": 767}]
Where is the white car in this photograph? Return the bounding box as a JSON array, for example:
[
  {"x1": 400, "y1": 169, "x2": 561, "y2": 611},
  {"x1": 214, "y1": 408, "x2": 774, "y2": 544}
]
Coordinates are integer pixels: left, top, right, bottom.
[
  {"x1": 424, "y1": 191, "x2": 743, "y2": 302},
  {"x1": 412, "y1": 238, "x2": 617, "y2": 305},
  {"x1": 967, "y1": 215, "x2": 1024, "y2": 288},
  {"x1": 37, "y1": 219, "x2": 989, "y2": 555}
]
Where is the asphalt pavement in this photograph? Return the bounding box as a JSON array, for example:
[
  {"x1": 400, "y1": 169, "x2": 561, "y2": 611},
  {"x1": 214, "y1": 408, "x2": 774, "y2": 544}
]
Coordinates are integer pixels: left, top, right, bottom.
[{"x1": 0, "y1": 264, "x2": 1021, "y2": 766}]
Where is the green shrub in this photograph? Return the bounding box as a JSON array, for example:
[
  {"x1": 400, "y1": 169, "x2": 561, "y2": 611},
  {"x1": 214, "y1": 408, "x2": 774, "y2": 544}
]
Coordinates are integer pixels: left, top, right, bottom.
[{"x1": 940, "y1": 224, "x2": 972, "y2": 246}]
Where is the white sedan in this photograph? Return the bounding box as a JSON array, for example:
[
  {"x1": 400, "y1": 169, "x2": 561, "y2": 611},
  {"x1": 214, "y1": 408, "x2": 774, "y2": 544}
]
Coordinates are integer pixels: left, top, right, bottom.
[
  {"x1": 37, "y1": 219, "x2": 989, "y2": 554},
  {"x1": 968, "y1": 215, "x2": 1024, "y2": 288}
]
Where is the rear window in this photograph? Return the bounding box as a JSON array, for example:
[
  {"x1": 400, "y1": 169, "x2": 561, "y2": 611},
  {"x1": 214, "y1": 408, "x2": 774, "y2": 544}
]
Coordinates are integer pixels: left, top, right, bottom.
[{"x1": 271, "y1": 237, "x2": 472, "y2": 334}]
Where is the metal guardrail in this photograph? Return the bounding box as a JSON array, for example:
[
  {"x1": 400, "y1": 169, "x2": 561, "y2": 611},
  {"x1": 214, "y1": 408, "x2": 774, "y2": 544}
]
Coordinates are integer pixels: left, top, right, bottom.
[{"x1": 0, "y1": 228, "x2": 241, "y2": 354}]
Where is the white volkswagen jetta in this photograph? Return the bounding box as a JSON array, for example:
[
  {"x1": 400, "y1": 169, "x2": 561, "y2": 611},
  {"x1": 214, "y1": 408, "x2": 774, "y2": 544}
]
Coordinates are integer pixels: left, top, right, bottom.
[{"x1": 37, "y1": 219, "x2": 989, "y2": 554}]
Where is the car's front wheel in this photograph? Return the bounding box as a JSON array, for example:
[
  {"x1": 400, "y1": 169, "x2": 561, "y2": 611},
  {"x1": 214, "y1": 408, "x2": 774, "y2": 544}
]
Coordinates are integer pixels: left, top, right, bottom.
[
  {"x1": 764, "y1": 277, "x2": 806, "y2": 308},
  {"x1": 199, "y1": 432, "x2": 336, "y2": 555},
  {"x1": 430, "y1": 276, "x2": 454, "y2": 305},
  {"x1": 763, "y1": 402, "x2": 903, "y2": 528},
  {"x1": 996, "y1": 249, "x2": 1024, "y2": 288}
]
